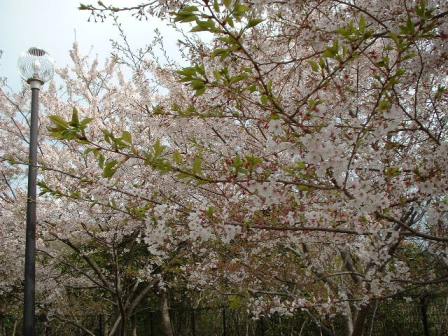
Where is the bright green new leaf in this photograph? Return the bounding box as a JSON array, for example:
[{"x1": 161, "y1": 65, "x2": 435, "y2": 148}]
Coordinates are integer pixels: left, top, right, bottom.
[
  {"x1": 234, "y1": 4, "x2": 249, "y2": 20},
  {"x1": 172, "y1": 150, "x2": 183, "y2": 165},
  {"x1": 70, "y1": 107, "x2": 80, "y2": 127},
  {"x1": 359, "y1": 15, "x2": 366, "y2": 34},
  {"x1": 260, "y1": 95, "x2": 269, "y2": 105},
  {"x1": 79, "y1": 118, "x2": 94, "y2": 128},
  {"x1": 192, "y1": 156, "x2": 203, "y2": 176},
  {"x1": 48, "y1": 115, "x2": 69, "y2": 130},
  {"x1": 191, "y1": 19, "x2": 217, "y2": 33},
  {"x1": 247, "y1": 18, "x2": 263, "y2": 28},
  {"x1": 153, "y1": 139, "x2": 166, "y2": 157},
  {"x1": 122, "y1": 131, "x2": 132, "y2": 144},
  {"x1": 103, "y1": 159, "x2": 119, "y2": 178},
  {"x1": 174, "y1": 6, "x2": 199, "y2": 23},
  {"x1": 309, "y1": 60, "x2": 319, "y2": 72},
  {"x1": 191, "y1": 79, "x2": 205, "y2": 90}
]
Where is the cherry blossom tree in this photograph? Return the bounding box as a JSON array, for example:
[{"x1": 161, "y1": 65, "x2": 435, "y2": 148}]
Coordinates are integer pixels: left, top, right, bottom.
[
  {"x1": 75, "y1": 0, "x2": 448, "y2": 334},
  {"x1": 1, "y1": 0, "x2": 447, "y2": 335}
]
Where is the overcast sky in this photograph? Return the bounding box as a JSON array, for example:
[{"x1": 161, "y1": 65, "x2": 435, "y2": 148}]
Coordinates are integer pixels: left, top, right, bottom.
[{"x1": 0, "y1": 0, "x2": 180, "y2": 90}]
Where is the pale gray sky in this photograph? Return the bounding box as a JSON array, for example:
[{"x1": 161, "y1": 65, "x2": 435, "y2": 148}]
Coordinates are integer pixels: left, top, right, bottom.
[{"x1": 0, "y1": 0, "x2": 180, "y2": 89}]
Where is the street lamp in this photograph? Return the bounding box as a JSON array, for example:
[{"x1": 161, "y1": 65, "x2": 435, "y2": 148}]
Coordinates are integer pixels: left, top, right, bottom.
[{"x1": 18, "y1": 47, "x2": 54, "y2": 336}]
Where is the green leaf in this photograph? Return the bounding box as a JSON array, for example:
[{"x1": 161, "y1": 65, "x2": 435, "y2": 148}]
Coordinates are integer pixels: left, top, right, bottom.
[
  {"x1": 319, "y1": 58, "x2": 326, "y2": 69},
  {"x1": 245, "y1": 155, "x2": 262, "y2": 170},
  {"x1": 416, "y1": 1, "x2": 433, "y2": 20},
  {"x1": 295, "y1": 162, "x2": 307, "y2": 170},
  {"x1": 376, "y1": 56, "x2": 390, "y2": 68},
  {"x1": 435, "y1": 85, "x2": 447, "y2": 99},
  {"x1": 192, "y1": 156, "x2": 203, "y2": 176},
  {"x1": 183, "y1": 5, "x2": 198, "y2": 12},
  {"x1": 79, "y1": 118, "x2": 94, "y2": 128},
  {"x1": 212, "y1": 48, "x2": 230, "y2": 60},
  {"x1": 121, "y1": 131, "x2": 132, "y2": 144},
  {"x1": 103, "y1": 159, "x2": 118, "y2": 178},
  {"x1": 189, "y1": 79, "x2": 206, "y2": 96},
  {"x1": 102, "y1": 129, "x2": 113, "y2": 144},
  {"x1": 70, "y1": 107, "x2": 80, "y2": 127},
  {"x1": 174, "y1": 6, "x2": 199, "y2": 22},
  {"x1": 151, "y1": 158, "x2": 172, "y2": 173},
  {"x1": 180, "y1": 14, "x2": 197, "y2": 22},
  {"x1": 247, "y1": 84, "x2": 257, "y2": 93},
  {"x1": 323, "y1": 40, "x2": 339, "y2": 58},
  {"x1": 223, "y1": 0, "x2": 232, "y2": 9},
  {"x1": 359, "y1": 15, "x2": 366, "y2": 34},
  {"x1": 202, "y1": 207, "x2": 214, "y2": 220},
  {"x1": 195, "y1": 87, "x2": 206, "y2": 96},
  {"x1": 37, "y1": 181, "x2": 51, "y2": 196},
  {"x1": 48, "y1": 115, "x2": 69, "y2": 130},
  {"x1": 229, "y1": 74, "x2": 247, "y2": 84},
  {"x1": 213, "y1": 70, "x2": 223, "y2": 80},
  {"x1": 379, "y1": 99, "x2": 391, "y2": 111},
  {"x1": 309, "y1": 60, "x2": 319, "y2": 72},
  {"x1": 196, "y1": 64, "x2": 206, "y2": 76},
  {"x1": 337, "y1": 21, "x2": 355, "y2": 39},
  {"x1": 71, "y1": 191, "x2": 81, "y2": 199},
  {"x1": 247, "y1": 18, "x2": 263, "y2": 28},
  {"x1": 153, "y1": 139, "x2": 166, "y2": 157},
  {"x1": 83, "y1": 147, "x2": 100, "y2": 157},
  {"x1": 172, "y1": 150, "x2": 183, "y2": 165},
  {"x1": 175, "y1": 172, "x2": 192, "y2": 180},
  {"x1": 177, "y1": 67, "x2": 197, "y2": 77},
  {"x1": 395, "y1": 68, "x2": 406, "y2": 77},
  {"x1": 219, "y1": 35, "x2": 238, "y2": 46},
  {"x1": 191, "y1": 79, "x2": 205, "y2": 90},
  {"x1": 191, "y1": 19, "x2": 217, "y2": 32},
  {"x1": 234, "y1": 4, "x2": 249, "y2": 20},
  {"x1": 400, "y1": 17, "x2": 415, "y2": 35},
  {"x1": 260, "y1": 95, "x2": 269, "y2": 105},
  {"x1": 98, "y1": 154, "x2": 105, "y2": 169}
]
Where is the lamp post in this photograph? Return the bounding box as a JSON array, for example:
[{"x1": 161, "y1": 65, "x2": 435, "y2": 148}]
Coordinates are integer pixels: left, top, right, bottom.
[{"x1": 18, "y1": 47, "x2": 54, "y2": 336}]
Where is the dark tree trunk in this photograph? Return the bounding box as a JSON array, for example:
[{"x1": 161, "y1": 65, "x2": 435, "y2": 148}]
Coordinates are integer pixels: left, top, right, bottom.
[
  {"x1": 420, "y1": 294, "x2": 430, "y2": 336},
  {"x1": 352, "y1": 304, "x2": 371, "y2": 336},
  {"x1": 160, "y1": 292, "x2": 174, "y2": 336},
  {"x1": 98, "y1": 314, "x2": 104, "y2": 336},
  {"x1": 191, "y1": 309, "x2": 196, "y2": 336}
]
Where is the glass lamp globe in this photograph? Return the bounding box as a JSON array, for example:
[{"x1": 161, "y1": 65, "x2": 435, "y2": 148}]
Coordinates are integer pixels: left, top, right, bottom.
[{"x1": 18, "y1": 47, "x2": 54, "y2": 83}]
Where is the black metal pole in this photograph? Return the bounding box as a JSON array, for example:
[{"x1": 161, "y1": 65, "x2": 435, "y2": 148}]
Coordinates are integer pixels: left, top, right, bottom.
[
  {"x1": 23, "y1": 82, "x2": 40, "y2": 336},
  {"x1": 191, "y1": 309, "x2": 196, "y2": 336}
]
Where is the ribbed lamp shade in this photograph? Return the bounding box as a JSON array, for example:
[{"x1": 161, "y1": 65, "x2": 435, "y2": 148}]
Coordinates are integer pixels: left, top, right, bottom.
[{"x1": 18, "y1": 47, "x2": 54, "y2": 83}]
